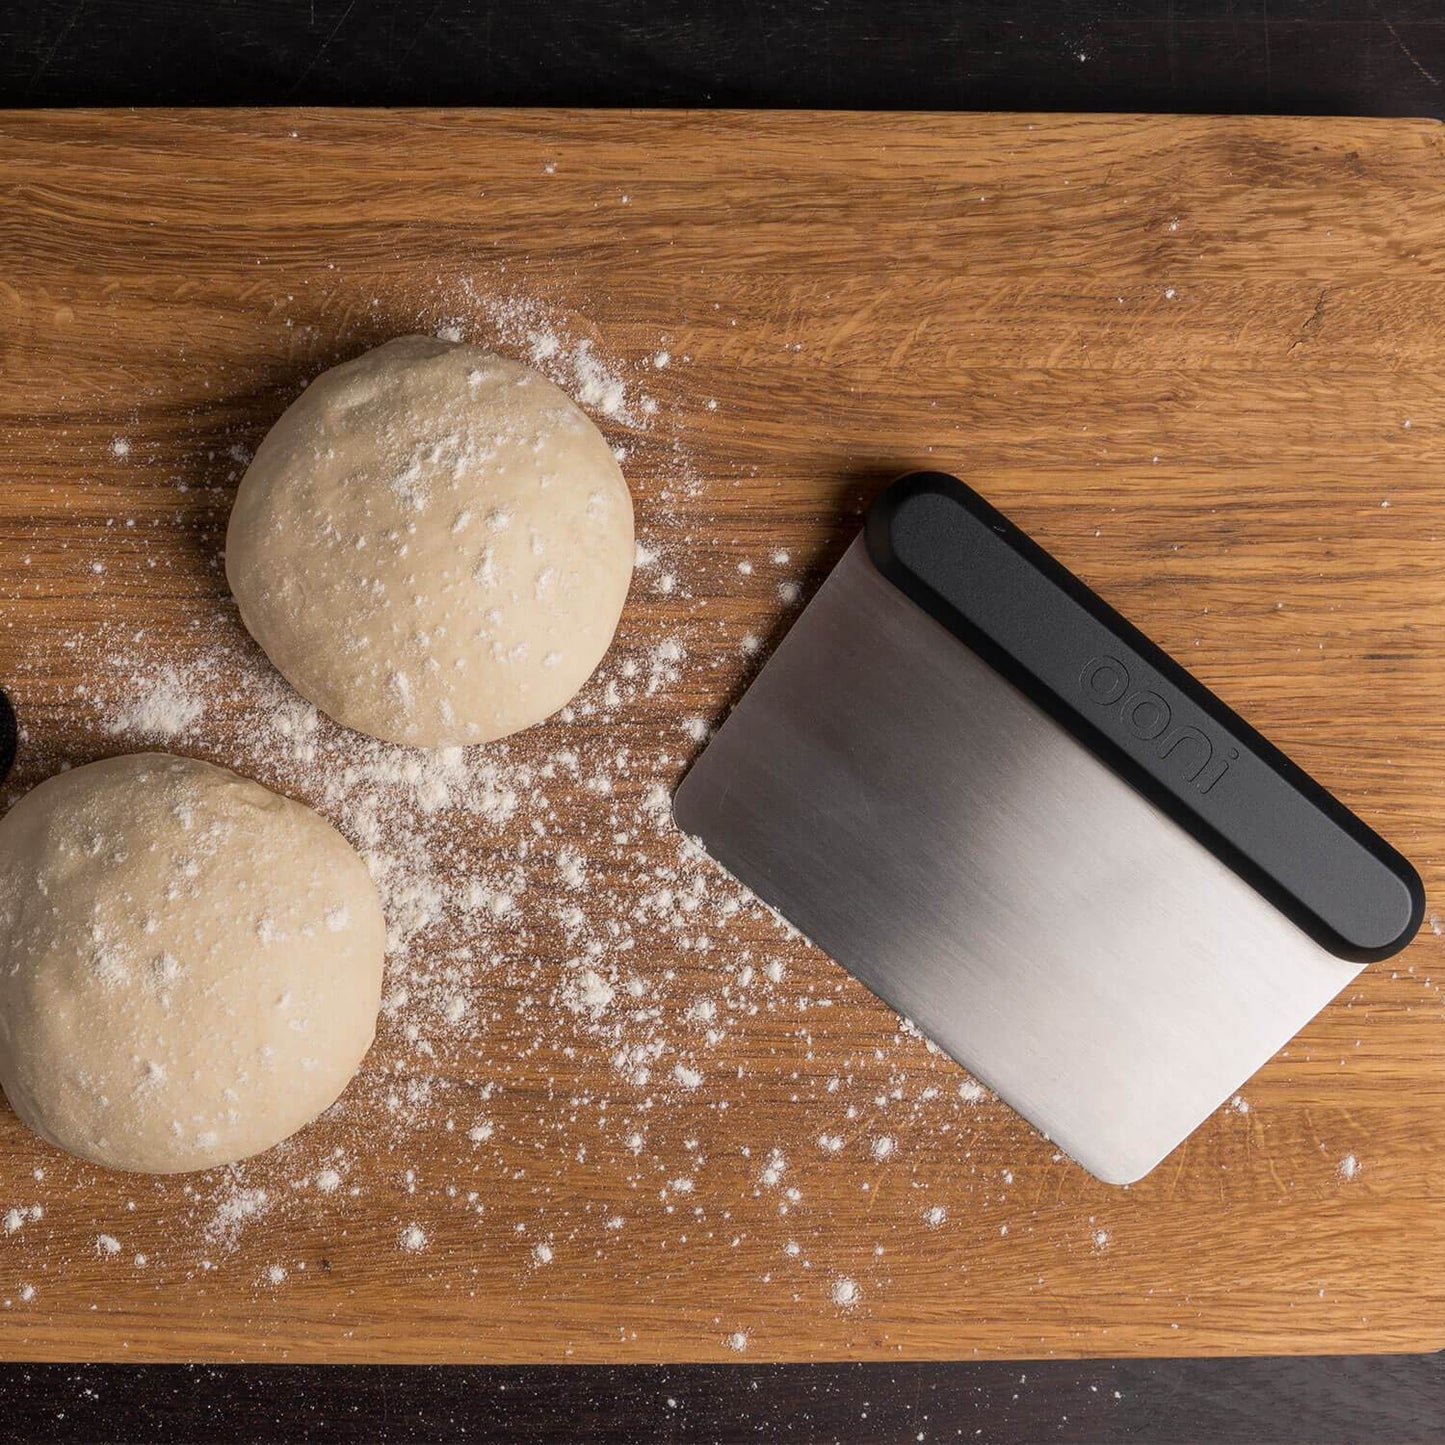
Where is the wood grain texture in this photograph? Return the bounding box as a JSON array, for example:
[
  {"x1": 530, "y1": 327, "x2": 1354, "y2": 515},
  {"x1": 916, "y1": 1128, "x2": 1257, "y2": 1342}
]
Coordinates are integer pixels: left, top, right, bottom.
[{"x1": 0, "y1": 109, "x2": 1441, "y2": 1366}]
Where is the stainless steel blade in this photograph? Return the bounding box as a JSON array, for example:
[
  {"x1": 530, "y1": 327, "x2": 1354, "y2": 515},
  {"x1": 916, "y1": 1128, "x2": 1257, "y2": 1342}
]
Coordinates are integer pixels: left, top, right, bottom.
[{"x1": 674, "y1": 538, "x2": 1361, "y2": 1183}]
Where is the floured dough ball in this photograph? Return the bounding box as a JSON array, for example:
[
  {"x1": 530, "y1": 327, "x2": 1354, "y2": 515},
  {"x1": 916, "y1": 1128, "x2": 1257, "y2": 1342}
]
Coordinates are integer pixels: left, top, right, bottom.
[
  {"x1": 226, "y1": 335, "x2": 635, "y2": 748},
  {"x1": 0, "y1": 753, "x2": 385, "y2": 1174}
]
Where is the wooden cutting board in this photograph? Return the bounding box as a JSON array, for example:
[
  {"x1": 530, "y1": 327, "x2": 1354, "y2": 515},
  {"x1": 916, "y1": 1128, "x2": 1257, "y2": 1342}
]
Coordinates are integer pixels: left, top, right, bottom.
[{"x1": 0, "y1": 108, "x2": 1441, "y2": 1365}]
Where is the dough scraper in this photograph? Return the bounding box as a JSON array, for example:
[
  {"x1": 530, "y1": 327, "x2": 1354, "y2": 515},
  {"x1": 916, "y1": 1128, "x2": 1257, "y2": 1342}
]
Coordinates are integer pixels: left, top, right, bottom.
[{"x1": 674, "y1": 473, "x2": 1423, "y2": 1183}]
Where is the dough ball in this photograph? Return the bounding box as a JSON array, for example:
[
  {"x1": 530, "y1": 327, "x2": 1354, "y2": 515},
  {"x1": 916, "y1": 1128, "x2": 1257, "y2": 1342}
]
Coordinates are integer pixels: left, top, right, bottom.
[
  {"x1": 226, "y1": 336, "x2": 635, "y2": 748},
  {"x1": 0, "y1": 753, "x2": 385, "y2": 1174}
]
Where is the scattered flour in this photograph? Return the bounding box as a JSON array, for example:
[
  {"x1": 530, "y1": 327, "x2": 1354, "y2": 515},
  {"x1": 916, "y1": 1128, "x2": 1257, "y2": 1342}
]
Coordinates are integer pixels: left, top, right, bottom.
[
  {"x1": 103, "y1": 665, "x2": 205, "y2": 740},
  {"x1": 7, "y1": 1205, "x2": 41, "y2": 1234},
  {"x1": 0, "y1": 282, "x2": 1080, "y2": 1329},
  {"x1": 561, "y1": 967, "x2": 615, "y2": 1018},
  {"x1": 205, "y1": 1186, "x2": 270, "y2": 1251},
  {"x1": 444, "y1": 288, "x2": 649, "y2": 428}
]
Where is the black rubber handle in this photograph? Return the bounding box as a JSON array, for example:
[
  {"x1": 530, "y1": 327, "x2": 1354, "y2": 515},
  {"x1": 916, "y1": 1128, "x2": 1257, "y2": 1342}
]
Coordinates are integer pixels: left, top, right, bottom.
[{"x1": 865, "y1": 472, "x2": 1424, "y2": 963}]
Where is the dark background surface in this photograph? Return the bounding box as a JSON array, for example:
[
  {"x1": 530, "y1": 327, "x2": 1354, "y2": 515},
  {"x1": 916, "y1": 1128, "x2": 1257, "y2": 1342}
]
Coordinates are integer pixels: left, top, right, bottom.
[
  {"x1": 1, "y1": 0, "x2": 1444, "y2": 115},
  {"x1": 7, "y1": 1356, "x2": 1445, "y2": 1443},
  {"x1": 2, "y1": 2, "x2": 1444, "y2": 1441}
]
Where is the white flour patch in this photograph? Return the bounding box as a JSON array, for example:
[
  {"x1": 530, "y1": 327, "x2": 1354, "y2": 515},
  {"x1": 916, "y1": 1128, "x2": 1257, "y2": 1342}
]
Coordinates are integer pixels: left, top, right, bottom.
[
  {"x1": 104, "y1": 665, "x2": 205, "y2": 739},
  {"x1": 3, "y1": 1207, "x2": 41, "y2": 1235},
  {"x1": 561, "y1": 967, "x2": 615, "y2": 1018},
  {"x1": 439, "y1": 288, "x2": 648, "y2": 428},
  {"x1": 205, "y1": 1185, "x2": 271, "y2": 1252}
]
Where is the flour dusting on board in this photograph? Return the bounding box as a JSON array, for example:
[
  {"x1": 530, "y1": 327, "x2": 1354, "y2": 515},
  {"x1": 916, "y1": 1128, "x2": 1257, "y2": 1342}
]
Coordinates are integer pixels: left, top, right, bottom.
[
  {"x1": 441, "y1": 287, "x2": 649, "y2": 430},
  {"x1": 103, "y1": 665, "x2": 207, "y2": 740}
]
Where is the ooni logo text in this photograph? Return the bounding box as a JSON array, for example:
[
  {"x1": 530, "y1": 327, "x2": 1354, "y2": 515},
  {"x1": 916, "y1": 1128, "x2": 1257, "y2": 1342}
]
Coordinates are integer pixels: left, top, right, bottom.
[{"x1": 1078, "y1": 655, "x2": 1237, "y2": 795}]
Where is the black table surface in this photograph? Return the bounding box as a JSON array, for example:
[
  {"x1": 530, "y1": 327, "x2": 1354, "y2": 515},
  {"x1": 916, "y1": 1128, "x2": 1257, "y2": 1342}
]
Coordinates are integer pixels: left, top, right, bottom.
[
  {"x1": 2, "y1": 3, "x2": 1443, "y2": 1441},
  {"x1": 3, "y1": 0, "x2": 1445, "y2": 116}
]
